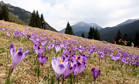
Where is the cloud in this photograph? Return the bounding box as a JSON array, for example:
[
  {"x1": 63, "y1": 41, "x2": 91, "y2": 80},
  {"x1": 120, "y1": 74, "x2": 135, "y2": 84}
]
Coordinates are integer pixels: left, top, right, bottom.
[{"x1": 3, "y1": 0, "x2": 139, "y2": 30}]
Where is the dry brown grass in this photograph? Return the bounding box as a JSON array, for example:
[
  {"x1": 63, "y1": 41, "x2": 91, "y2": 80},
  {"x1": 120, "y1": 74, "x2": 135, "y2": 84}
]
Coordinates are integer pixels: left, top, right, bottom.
[{"x1": 0, "y1": 20, "x2": 139, "y2": 84}]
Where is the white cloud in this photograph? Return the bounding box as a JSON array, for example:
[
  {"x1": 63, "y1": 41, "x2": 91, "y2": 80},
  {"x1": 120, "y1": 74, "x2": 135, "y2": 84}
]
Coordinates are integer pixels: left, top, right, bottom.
[{"x1": 2, "y1": 0, "x2": 139, "y2": 31}]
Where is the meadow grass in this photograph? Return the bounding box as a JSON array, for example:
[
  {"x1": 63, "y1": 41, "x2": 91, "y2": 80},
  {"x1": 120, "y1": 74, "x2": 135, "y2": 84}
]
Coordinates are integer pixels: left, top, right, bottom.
[{"x1": 0, "y1": 20, "x2": 138, "y2": 84}]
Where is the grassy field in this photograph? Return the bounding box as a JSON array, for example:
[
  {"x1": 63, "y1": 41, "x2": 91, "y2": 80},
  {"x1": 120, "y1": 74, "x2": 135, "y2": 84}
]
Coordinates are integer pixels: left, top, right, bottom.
[{"x1": 0, "y1": 20, "x2": 138, "y2": 84}]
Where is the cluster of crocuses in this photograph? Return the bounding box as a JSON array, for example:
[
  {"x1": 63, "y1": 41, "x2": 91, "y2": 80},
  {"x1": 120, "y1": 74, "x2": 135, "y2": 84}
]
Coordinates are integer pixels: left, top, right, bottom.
[
  {"x1": 51, "y1": 53, "x2": 90, "y2": 83},
  {"x1": 1, "y1": 25, "x2": 138, "y2": 67},
  {"x1": 0, "y1": 22, "x2": 138, "y2": 83}
]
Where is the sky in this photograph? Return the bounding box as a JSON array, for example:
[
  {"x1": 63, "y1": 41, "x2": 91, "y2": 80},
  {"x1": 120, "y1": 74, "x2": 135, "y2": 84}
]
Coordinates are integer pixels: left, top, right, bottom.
[{"x1": 2, "y1": 0, "x2": 139, "y2": 31}]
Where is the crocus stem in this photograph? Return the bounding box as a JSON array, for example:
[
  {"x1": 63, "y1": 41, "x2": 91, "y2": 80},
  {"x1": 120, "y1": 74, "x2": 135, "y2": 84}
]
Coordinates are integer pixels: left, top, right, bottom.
[
  {"x1": 10, "y1": 68, "x2": 14, "y2": 77},
  {"x1": 55, "y1": 77, "x2": 57, "y2": 84},
  {"x1": 5, "y1": 68, "x2": 13, "y2": 84},
  {"x1": 73, "y1": 76, "x2": 76, "y2": 84},
  {"x1": 94, "y1": 80, "x2": 95, "y2": 84},
  {"x1": 62, "y1": 78, "x2": 64, "y2": 84}
]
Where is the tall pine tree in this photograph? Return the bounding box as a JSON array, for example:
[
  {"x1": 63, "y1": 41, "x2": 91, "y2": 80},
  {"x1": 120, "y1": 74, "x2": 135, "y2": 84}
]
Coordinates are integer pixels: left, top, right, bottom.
[
  {"x1": 115, "y1": 30, "x2": 122, "y2": 41},
  {"x1": 81, "y1": 32, "x2": 85, "y2": 38},
  {"x1": 29, "y1": 10, "x2": 42, "y2": 28},
  {"x1": 94, "y1": 28, "x2": 100, "y2": 40},
  {"x1": 65, "y1": 22, "x2": 74, "y2": 35},
  {"x1": 88, "y1": 27, "x2": 95, "y2": 39},
  {"x1": 123, "y1": 33, "x2": 129, "y2": 41},
  {"x1": 134, "y1": 31, "x2": 139, "y2": 46},
  {"x1": 0, "y1": 5, "x2": 9, "y2": 21}
]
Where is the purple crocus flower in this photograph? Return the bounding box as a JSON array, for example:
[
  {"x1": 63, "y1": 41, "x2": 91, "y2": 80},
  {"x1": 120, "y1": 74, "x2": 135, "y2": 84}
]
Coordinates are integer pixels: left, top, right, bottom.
[
  {"x1": 62, "y1": 64, "x2": 76, "y2": 80},
  {"x1": 111, "y1": 56, "x2": 120, "y2": 61},
  {"x1": 41, "y1": 40, "x2": 47, "y2": 46},
  {"x1": 97, "y1": 51, "x2": 105, "y2": 60},
  {"x1": 51, "y1": 57, "x2": 68, "y2": 80},
  {"x1": 55, "y1": 45, "x2": 61, "y2": 53},
  {"x1": 38, "y1": 56, "x2": 48, "y2": 66},
  {"x1": 91, "y1": 67, "x2": 100, "y2": 84},
  {"x1": 33, "y1": 43, "x2": 45, "y2": 55},
  {"x1": 72, "y1": 60, "x2": 86, "y2": 76},
  {"x1": 2, "y1": 28, "x2": 6, "y2": 32},
  {"x1": 6, "y1": 32, "x2": 11, "y2": 37},
  {"x1": 47, "y1": 44, "x2": 55, "y2": 51},
  {"x1": 63, "y1": 48, "x2": 71, "y2": 55},
  {"x1": 10, "y1": 44, "x2": 29, "y2": 74}
]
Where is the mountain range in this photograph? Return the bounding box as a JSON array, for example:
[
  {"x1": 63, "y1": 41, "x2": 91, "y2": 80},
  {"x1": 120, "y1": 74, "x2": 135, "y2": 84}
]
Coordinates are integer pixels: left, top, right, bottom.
[
  {"x1": 60, "y1": 19, "x2": 139, "y2": 41},
  {"x1": 60, "y1": 22, "x2": 102, "y2": 37},
  {"x1": 99, "y1": 19, "x2": 139, "y2": 41},
  {"x1": 0, "y1": 1, "x2": 57, "y2": 31},
  {"x1": 1, "y1": 1, "x2": 139, "y2": 41}
]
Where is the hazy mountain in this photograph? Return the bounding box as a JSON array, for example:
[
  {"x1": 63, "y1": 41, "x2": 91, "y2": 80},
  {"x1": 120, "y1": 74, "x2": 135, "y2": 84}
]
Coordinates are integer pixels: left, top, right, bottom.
[
  {"x1": 60, "y1": 21, "x2": 102, "y2": 37},
  {"x1": 99, "y1": 19, "x2": 139, "y2": 41},
  {"x1": 116, "y1": 19, "x2": 137, "y2": 27},
  {"x1": 0, "y1": 1, "x2": 57, "y2": 31}
]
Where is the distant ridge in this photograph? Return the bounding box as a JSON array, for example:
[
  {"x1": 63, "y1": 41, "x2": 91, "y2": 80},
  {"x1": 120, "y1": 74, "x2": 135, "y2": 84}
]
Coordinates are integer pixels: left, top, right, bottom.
[
  {"x1": 99, "y1": 19, "x2": 139, "y2": 41},
  {"x1": 60, "y1": 21, "x2": 102, "y2": 37},
  {"x1": 0, "y1": 1, "x2": 57, "y2": 31}
]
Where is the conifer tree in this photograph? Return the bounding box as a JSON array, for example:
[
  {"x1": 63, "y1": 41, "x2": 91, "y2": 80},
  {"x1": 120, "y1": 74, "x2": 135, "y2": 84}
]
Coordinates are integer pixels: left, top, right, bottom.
[
  {"x1": 1, "y1": 5, "x2": 9, "y2": 21},
  {"x1": 81, "y1": 32, "x2": 85, "y2": 38},
  {"x1": 35, "y1": 11, "x2": 41, "y2": 28},
  {"x1": 41, "y1": 14, "x2": 44, "y2": 22},
  {"x1": 88, "y1": 27, "x2": 94, "y2": 39},
  {"x1": 134, "y1": 31, "x2": 139, "y2": 46},
  {"x1": 115, "y1": 30, "x2": 122, "y2": 41},
  {"x1": 29, "y1": 10, "x2": 42, "y2": 28},
  {"x1": 65, "y1": 22, "x2": 74, "y2": 35},
  {"x1": 123, "y1": 33, "x2": 129, "y2": 41},
  {"x1": 29, "y1": 10, "x2": 36, "y2": 27},
  {"x1": 94, "y1": 28, "x2": 100, "y2": 40}
]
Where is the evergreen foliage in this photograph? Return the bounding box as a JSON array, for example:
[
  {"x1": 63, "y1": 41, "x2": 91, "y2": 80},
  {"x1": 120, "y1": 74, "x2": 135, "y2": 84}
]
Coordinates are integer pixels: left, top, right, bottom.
[
  {"x1": 115, "y1": 30, "x2": 122, "y2": 41},
  {"x1": 123, "y1": 33, "x2": 129, "y2": 41},
  {"x1": 65, "y1": 22, "x2": 74, "y2": 35},
  {"x1": 134, "y1": 31, "x2": 139, "y2": 46},
  {"x1": 81, "y1": 33, "x2": 85, "y2": 38},
  {"x1": 0, "y1": 5, "x2": 9, "y2": 21},
  {"x1": 94, "y1": 28, "x2": 100, "y2": 40},
  {"x1": 29, "y1": 10, "x2": 44, "y2": 28},
  {"x1": 88, "y1": 27, "x2": 94, "y2": 39},
  {"x1": 88, "y1": 27, "x2": 100, "y2": 40}
]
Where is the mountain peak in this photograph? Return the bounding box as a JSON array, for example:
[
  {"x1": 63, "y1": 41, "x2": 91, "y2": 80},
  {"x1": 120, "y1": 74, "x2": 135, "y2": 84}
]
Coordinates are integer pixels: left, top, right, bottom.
[{"x1": 74, "y1": 22, "x2": 88, "y2": 27}]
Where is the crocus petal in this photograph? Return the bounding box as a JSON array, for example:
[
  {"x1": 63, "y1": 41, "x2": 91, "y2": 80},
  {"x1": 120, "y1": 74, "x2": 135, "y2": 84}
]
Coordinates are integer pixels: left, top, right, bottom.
[
  {"x1": 22, "y1": 50, "x2": 30, "y2": 61},
  {"x1": 10, "y1": 44, "x2": 16, "y2": 59},
  {"x1": 38, "y1": 56, "x2": 48, "y2": 66},
  {"x1": 91, "y1": 67, "x2": 100, "y2": 81},
  {"x1": 12, "y1": 51, "x2": 23, "y2": 69}
]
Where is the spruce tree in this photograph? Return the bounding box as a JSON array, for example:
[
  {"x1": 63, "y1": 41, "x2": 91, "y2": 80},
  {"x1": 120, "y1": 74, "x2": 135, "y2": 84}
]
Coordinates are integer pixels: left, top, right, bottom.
[
  {"x1": 88, "y1": 27, "x2": 94, "y2": 39},
  {"x1": 35, "y1": 11, "x2": 41, "y2": 28},
  {"x1": 1, "y1": 5, "x2": 9, "y2": 21},
  {"x1": 41, "y1": 14, "x2": 44, "y2": 22},
  {"x1": 65, "y1": 22, "x2": 74, "y2": 35},
  {"x1": 94, "y1": 28, "x2": 100, "y2": 40},
  {"x1": 123, "y1": 33, "x2": 129, "y2": 41},
  {"x1": 115, "y1": 30, "x2": 122, "y2": 42},
  {"x1": 81, "y1": 32, "x2": 85, "y2": 38},
  {"x1": 134, "y1": 31, "x2": 139, "y2": 46},
  {"x1": 29, "y1": 10, "x2": 36, "y2": 27},
  {"x1": 29, "y1": 10, "x2": 42, "y2": 28}
]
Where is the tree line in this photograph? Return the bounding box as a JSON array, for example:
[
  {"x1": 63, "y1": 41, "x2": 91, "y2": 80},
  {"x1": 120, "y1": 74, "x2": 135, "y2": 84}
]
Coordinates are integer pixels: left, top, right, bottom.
[
  {"x1": 65, "y1": 22, "x2": 100, "y2": 40},
  {"x1": 29, "y1": 10, "x2": 45, "y2": 29},
  {"x1": 0, "y1": 5, "x2": 9, "y2": 21},
  {"x1": 114, "y1": 30, "x2": 139, "y2": 47}
]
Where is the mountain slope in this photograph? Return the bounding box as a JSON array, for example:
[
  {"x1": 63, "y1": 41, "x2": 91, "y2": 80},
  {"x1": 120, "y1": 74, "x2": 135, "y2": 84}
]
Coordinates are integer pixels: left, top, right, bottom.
[
  {"x1": 99, "y1": 19, "x2": 139, "y2": 41},
  {"x1": 60, "y1": 22, "x2": 102, "y2": 37},
  {"x1": 0, "y1": 1, "x2": 57, "y2": 31},
  {"x1": 116, "y1": 19, "x2": 137, "y2": 27}
]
